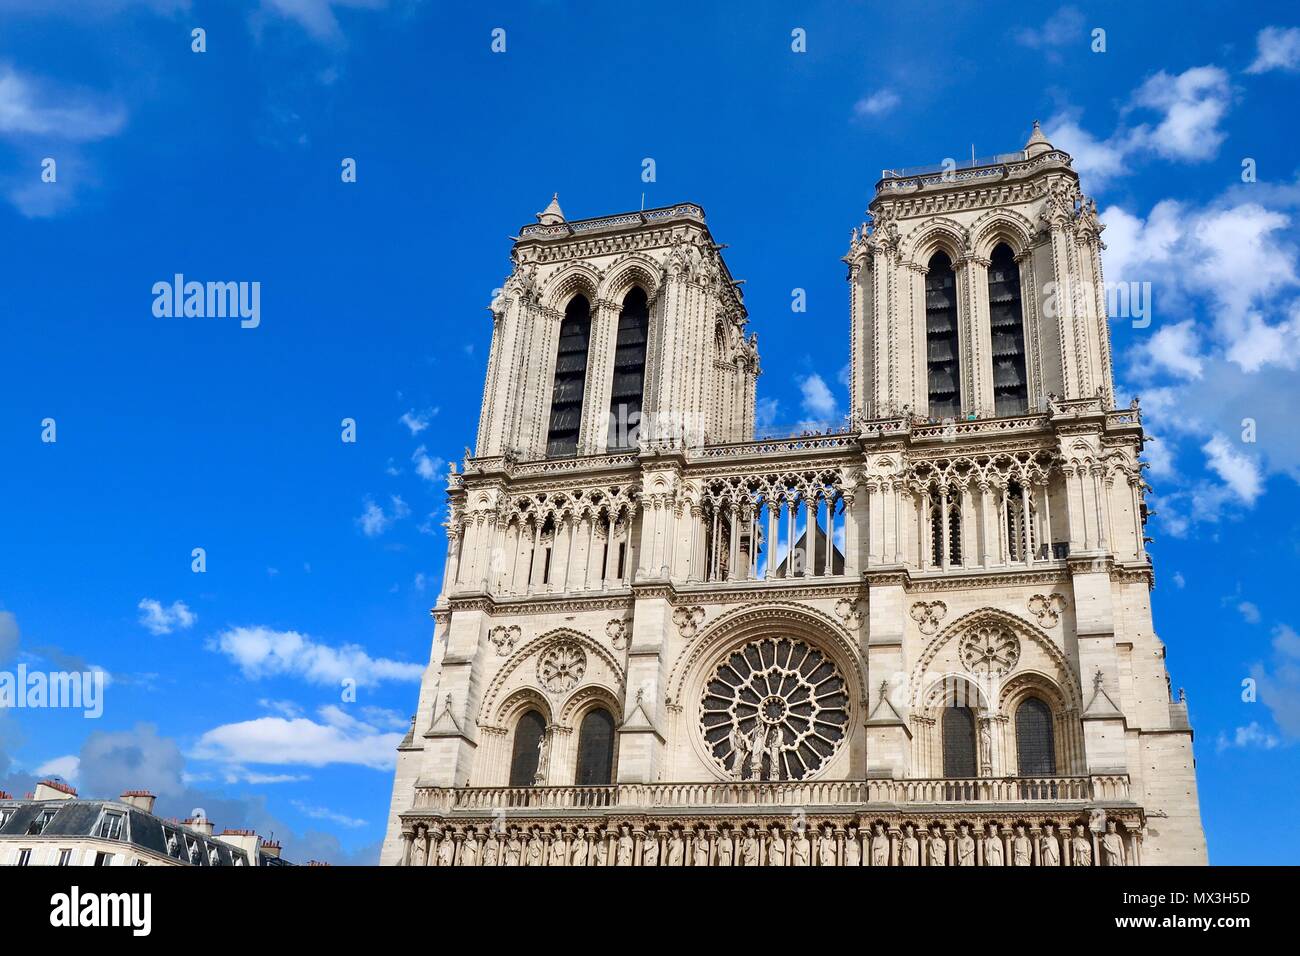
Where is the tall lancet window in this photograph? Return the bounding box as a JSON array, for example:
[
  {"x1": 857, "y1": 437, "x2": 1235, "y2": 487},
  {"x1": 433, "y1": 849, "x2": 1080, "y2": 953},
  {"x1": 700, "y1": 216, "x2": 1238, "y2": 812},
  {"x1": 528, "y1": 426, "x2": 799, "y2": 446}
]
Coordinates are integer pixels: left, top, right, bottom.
[
  {"x1": 608, "y1": 287, "x2": 649, "y2": 450},
  {"x1": 988, "y1": 243, "x2": 1029, "y2": 416},
  {"x1": 545, "y1": 295, "x2": 592, "y2": 458},
  {"x1": 925, "y1": 252, "x2": 961, "y2": 419},
  {"x1": 942, "y1": 705, "x2": 978, "y2": 777},
  {"x1": 508, "y1": 710, "x2": 547, "y2": 787}
]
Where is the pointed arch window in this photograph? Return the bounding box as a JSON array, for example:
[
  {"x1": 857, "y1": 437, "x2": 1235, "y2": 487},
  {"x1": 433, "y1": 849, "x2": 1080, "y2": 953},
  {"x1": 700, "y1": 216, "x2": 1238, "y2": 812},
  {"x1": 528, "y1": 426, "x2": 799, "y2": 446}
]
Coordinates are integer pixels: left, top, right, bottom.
[
  {"x1": 508, "y1": 709, "x2": 547, "y2": 787},
  {"x1": 1015, "y1": 696, "x2": 1056, "y2": 776},
  {"x1": 1006, "y1": 480, "x2": 1036, "y2": 561},
  {"x1": 545, "y1": 295, "x2": 592, "y2": 458},
  {"x1": 925, "y1": 251, "x2": 961, "y2": 419},
  {"x1": 929, "y1": 489, "x2": 963, "y2": 567},
  {"x1": 988, "y1": 243, "x2": 1029, "y2": 416},
  {"x1": 608, "y1": 287, "x2": 649, "y2": 450},
  {"x1": 574, "y1": 707, "x2": 616, "y2": 785},
  {"x1": 942, "y1": 705, "x2": 978, "y2": 777}
]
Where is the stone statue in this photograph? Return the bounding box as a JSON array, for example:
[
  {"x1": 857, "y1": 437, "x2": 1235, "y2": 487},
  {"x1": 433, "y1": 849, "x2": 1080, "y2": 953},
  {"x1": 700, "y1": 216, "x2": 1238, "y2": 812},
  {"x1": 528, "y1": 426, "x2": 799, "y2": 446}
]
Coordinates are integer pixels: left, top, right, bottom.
[
  {"x1": 791, "y1": 828, "x2": 811, "y2": 866},
  {"x1": 570, "y1": 828, "x2": 589, "y2": 867},
  {"x1": 817, "y1": 824, "x2": 837, "y2": 866},
  {"x1": 666, "y1": 828, "x2": 684, "y2": 866},
  {"x1": 616, "y1": 825, "x2": 634, "y2": 866},
  {"x1": 729, "y1": 723, "x2": 752, "y2": 780},
  {"x1": 927, "y1": 826, "x2": 947, "y2": 866},
  {"x1": 642, "y1": 831, "x2": 660, "y2": 867},
  {"x1": 866, "y1": 823, "x2": 886, "y2": 866},
  {"x1": 436, "y1": 831, "x2": 455, "y2": 867},
  {"x1": 1102, "y1": 821, "x2": 1124, "y2": 866},
  {"x1": 768, "y1": 826, "x2": 786, "y2": 866},
  {"x1": 482, "y1": 833, "x2": 499, "y2": 867},
  {"x1": 692, "y1": 829, "x2": 711, "y2": 867},
  {"x1": 741, "y1": 826, "x2": 760, "y2": 866},
  {"x1": 1013, "y1": 824, "x2": 1031, "y2": 866},
  {"x1": 979, "y1": 722, "x2": 993, "y2": 774},
  {"x1": 844, "y1": 825, "x2": 861, "y2": 867},
  {"x1": 765, "y1": 726, "x2": 784, "y2": 781},
  {"x1": 716, "y1": 829, "x2": 735, "y2": 866},
  {"x1": 526, "y1": 828, "x2": 544, "y2": 867},
  {"x1": 409, "y1": 827, "x2": 427, "y2": 867},
  {"x1": 983, "y1": 824, "x2": 1003, "y2": 866},
  {"x1": 1072, "y1": 823, "x2": 1093, "y2": 866},
  {"x1": 457, "y1": 833, "x2": 478, "y2": 867},
  {"x1": 956, "y1": 824, "x2": 975, "y2": 866},
  {"x1": 505, "y1": 828, "x2": 522, "y2": 866},
  {"x1": 535, "y1": 731, "x2": 550, "y2": 783},
  {"x1": 1040, "y1": 824, "x2": 1060, "y2": 866},
  {"x1": 747, "y1": 723, "x2": 767, "y2": 779},
  {"x1": 549, "y1": 831, "x2": 567, "y2": 866},
  {"x1": 900, "y1": 823, "x2": 919, "y2": 866}
]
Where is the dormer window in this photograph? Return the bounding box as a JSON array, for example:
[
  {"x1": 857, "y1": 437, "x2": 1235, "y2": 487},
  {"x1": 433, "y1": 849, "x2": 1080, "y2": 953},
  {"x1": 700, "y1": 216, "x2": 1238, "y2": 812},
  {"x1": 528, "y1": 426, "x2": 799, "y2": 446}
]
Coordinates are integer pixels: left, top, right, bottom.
[{"x1": 94, "y1": 810, "x2": 125, "y2": 841}]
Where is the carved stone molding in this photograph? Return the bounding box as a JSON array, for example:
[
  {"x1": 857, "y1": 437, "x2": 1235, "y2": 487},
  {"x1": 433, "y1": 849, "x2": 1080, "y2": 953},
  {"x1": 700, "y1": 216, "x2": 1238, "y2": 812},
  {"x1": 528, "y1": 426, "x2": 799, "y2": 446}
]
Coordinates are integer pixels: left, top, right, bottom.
[
  {"x1": 910, "y1": 600, "x2": 948, "y2": 636},
  {"x1": 538, "y1": 642, "x2": 587, "y2": 695}
]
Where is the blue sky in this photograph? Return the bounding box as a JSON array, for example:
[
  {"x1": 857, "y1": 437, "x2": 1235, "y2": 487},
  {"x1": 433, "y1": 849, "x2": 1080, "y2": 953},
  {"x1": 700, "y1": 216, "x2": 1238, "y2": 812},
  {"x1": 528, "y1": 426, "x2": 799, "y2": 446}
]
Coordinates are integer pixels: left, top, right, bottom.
[{"x1": 1, "y1": 1, "x2": 1299, "y2": 864}]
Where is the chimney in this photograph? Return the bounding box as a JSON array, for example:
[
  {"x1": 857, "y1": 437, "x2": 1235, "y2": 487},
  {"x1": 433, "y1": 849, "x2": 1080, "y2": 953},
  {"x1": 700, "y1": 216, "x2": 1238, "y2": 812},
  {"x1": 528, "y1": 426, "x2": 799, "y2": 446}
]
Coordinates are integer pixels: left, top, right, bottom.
[
  {"x1": 120, "y1": 790, "x2": 157, "y2": 814},
  {"x1": 260, "y1": 839, "x2": 281, "y2": 860},
  {"x1": 0, "y1": 790, "x2": 11, "y2": 800},
  {"x1": 34, "y1": 780, "x2": 77, "y2": 801},
  {"x1": 185, "y1": 814, "x2": 214, "y2": 837},
  {"x1": 215, "y1": 829, "x2": 259, "y2": 862}
]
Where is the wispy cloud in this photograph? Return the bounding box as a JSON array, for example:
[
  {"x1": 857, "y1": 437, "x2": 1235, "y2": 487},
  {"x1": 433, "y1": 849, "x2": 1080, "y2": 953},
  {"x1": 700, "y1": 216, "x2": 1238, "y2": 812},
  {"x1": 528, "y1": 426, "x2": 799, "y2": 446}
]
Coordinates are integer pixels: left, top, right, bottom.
[
  {"x1": 137, "y1": 599, "x2": 196, "y2": 636},
  {"x1": 852, "y1": 89, "x2": 900, "y2": 120},
  {"x1": 210, "y1": 624, "x2": 423, "y2": 686},
  {"x1": 1014, "y1": 6, "x2": 1085, "y2": 51},
  {"x1": 291, "y1": 799, "x2": 367, "y2": 828},
  {"x1": 1246, "y1": 26, "x2": 1300, "y2": 75},
  {"x1": 192, "y1": 703, "x2": 403, "y2": 770},
  {"x1": 355, "y1": 494, "x2": 410, "y2": 536}
]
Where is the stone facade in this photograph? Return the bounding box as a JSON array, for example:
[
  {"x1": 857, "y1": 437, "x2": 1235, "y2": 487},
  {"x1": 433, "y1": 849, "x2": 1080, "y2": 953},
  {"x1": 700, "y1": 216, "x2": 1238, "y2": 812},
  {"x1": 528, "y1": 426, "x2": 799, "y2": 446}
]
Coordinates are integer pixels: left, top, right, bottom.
[{"x1": 380, "y1": 127, "x2": 1207, "y2": 867}]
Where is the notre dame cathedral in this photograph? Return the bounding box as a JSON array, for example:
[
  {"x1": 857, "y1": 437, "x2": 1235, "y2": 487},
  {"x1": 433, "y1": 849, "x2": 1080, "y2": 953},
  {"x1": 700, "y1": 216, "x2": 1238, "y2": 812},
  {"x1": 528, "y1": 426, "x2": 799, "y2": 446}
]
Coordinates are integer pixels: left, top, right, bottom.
[{"x1": 381, "y1": 124, "x2": 1207, "y2": 868}]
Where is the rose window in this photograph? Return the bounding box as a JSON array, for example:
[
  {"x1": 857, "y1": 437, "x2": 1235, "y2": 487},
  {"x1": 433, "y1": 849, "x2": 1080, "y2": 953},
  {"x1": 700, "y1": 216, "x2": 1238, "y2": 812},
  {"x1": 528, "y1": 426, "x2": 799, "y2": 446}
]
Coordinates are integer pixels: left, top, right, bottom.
[
  {"x1": 958, "y1": 625, "x2": 1021, "y2": 676},
  {"x1": 538, "y1": 642, "x2": 586, "y2": 694},
  {"x1": 700, "y1": 637, "x2": 850, "y2": 781}
]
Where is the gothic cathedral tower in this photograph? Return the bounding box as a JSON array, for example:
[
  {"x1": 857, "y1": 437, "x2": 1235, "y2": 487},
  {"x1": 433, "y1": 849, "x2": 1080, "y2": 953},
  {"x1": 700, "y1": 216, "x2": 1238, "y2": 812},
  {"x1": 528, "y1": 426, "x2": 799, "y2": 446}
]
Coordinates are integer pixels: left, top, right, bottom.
[{"x1": 382, "y1": 129, "x2": 1207, "y2": 869}]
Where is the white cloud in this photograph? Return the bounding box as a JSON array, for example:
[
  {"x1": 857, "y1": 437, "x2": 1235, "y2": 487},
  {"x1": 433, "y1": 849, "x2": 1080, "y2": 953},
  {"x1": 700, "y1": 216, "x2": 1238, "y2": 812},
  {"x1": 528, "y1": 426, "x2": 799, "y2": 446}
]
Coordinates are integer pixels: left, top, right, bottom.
[
  {"x1": 35, "y1": 754, "x2": 80, "y2": 783},
  {"x1": 1014, "y1": 6, "x2": 1085, "y2": 50},
  {"x1": 259, "y1": 0, "x2": 387, "y2": 43},
  {"x1": 798, "y1": 373, "x2": 839, "y2": 422},
  {"x1": 0, "y1": 65, "x2": 126, "y2": 141},
  {"x1": 1172, "y1": 571, "x2": 1186, "y2": 589},
  {"x1": 137, "y1": 598, "x2": 196, "y2": 636},
  {"x1": 399, "y1": 407, "x2": 437, "y2": 435},
  {"x1": 1129, "y1": 66, "x2": 1233, "y2": 162},
  {"x1": 1201, "y1": 434, "x2": 1264, "y2": 504},
  {"x1": 192, "y1": 705, "x2": 402, "y2": 770},
  {"x1": 852, "y1": 89, "x2": 900, "y2": 119},
  {"x1": 1132, "y1": 320, "x2": 1204, "y2": 381},
  {"x1": 355, "y1": 494, "x2": 410, "y2": 536},
  {"x1": 210, "y1": 624, "x2": 423, "y2": 687},
  {"x1": 291, "y1": 799, "x2": 366, "y2": 828},
  {"x1": 1246, "y1": 26, "x2": 1300, "y2": 74},
  {"x1": 1253, "y1": 625, "x2": 1300, "y2": 740},
  {"x1": 1237, "y1": 601, "x2": 1262, "y2": 625},
  {"x1": 413, "y1": 572, "x2": 427, "y2": 592},
  {"x1": 1216, "y1": 722, "x2": 1281, "y2": 753},
  {"x1": 412, "y1": 446, "x2": 444, "y2": 482},
  {"x1": 755, "y1": 397, "x2": 779, "y2": 431}
]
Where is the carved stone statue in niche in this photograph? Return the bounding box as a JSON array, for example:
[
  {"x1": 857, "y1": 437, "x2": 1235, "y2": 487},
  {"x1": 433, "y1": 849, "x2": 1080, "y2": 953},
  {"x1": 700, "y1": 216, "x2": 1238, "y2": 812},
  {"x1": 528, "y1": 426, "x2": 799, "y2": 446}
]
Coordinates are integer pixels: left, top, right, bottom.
[
  {"x1": 666, "y1": 827, "x2": 684, "y2": 866},
  {"x1": 457, "y1": 831, "x2": 478, "y2": 867},
  {"x1": 956, "y1": 824, "x2": 975, "y2": 866},
  {"x1": 768, "y1": 826, "x2": 786, "y2": 866},
  {"x1": 525, "y1": 827, "x2": 544, "y2": 867},
  {"x1": 549, "y1": 829, "x2": 567, "y2": 867},
  {"x1": 692, "y1": 828, "x2": 710, "y2": 867},
  {"x1": 983, "y1": 823, "x2": 1003, "y2": 866},
  {"x1": 979, "y1": 721, "x2": 993, "y2": 776},
  {"x1": 570, "y1": 827, "x2": 589, "y2": 866},
  {"x1": 1072, "y1": 823, "x2": 1093, "y2": 866},
  {"x1": 927, "y1": 825, "x2": 946, "y2": 866},
  {"x1": 741, "y1": 825, "x2": 760, "y2": 866},
  {"x1": 409, "y1": 826, "x2": 427, "y2": 867},
  {"x1": 1040, "y1": 823, "x2": 1060, "y2": 866},
  {"x1": 1102, "y1": 821, "x2": 1124, "y2": 867},
  {"x1": 616, "y1": 825, "x2": 634, "y2": 866},
  {"x1": 729, "y1": 723, "x2": 752, "y2": 781},
  {"x1": 716, "y1": 828, "x2": 735, "y2": 867},
  {"x1": 844, "y1": 825, "x2": 861, "y2": 867},
  {"x1": 642, "y1": 830, "x2": 660, "y2": 867},
  {"x1": 436, "y1": 830, "x2": 455, "y2": 867},
  {"x1": 791, "y1": 827, "x2": 811, "y2": 866},
  {"x1": 900, "y1": 823, "x2": 919, "y2": 867},
  {"x1": 505, "y1": 828, "x2": 522, "y2": 866},
  {"x1": 482, "y1": 832, "x2": 499, "y2": 867},
  {"x1": 1013, "y1": 824, "x2": 1032, "y2": 867},
  {"x1": 870, "y1": 823, "x2": 889, "y2": 866},
  {"x1": 817, "y1": 824, "x2": 837, "y2": 866}
]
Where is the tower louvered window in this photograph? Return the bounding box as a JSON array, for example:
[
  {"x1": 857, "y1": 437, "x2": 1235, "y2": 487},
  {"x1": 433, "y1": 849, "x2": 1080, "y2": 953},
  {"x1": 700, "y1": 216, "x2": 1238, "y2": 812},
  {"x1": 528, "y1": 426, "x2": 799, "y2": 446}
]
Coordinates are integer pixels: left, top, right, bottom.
[
  {"x1": 545, "y1": 295, "x2": 592, "y2": 457},
  {"x1": 608, "y1": 287, "x2": 649, "y2": 450},
  {"x1": 1016, "y1": 697, "x2": 1056, "y2": 776},
  {"x1": 925, "y1": 252, "x2": 961, "y2": 419},
  {"x1": 942, "y1": 706, "x2": 977, "y2": 777},
  {"x1": 508, "y1": 710, "x2": 547, "y2": 787},
  {"x1": 988, "y1": 243, "x2": 1029, "y2": 416}
]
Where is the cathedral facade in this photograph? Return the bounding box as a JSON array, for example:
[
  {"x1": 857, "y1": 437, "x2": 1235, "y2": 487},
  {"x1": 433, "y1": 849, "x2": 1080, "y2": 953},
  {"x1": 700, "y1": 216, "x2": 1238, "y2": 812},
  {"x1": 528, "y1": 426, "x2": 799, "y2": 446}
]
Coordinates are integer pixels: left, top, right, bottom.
[{"x1": 381, "y1": 126, "x2": 1207, "y2": 868}]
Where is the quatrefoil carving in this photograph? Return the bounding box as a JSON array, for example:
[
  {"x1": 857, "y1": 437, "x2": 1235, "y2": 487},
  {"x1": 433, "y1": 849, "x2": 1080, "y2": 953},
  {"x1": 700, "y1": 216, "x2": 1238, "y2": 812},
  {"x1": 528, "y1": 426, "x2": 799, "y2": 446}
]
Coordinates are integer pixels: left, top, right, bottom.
[
  {"x1": 489, "y1": 625, "x2": 521, "y2": 656},
  {"x1": 672, "y1": 605, "x2": 706, "y2": 640},
  {"x1": 605, "y1": 618, "x2": 629, "y2": 650},
  {"x1": 1027, "y1": 593, "x2": 1069, "y2": 628},
  {"x1": 834, "y1": 598, "x2": 865, "y2": 629},
  {"x1": 909, "y1": 600, "x2": 948, "y2": 636}
]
